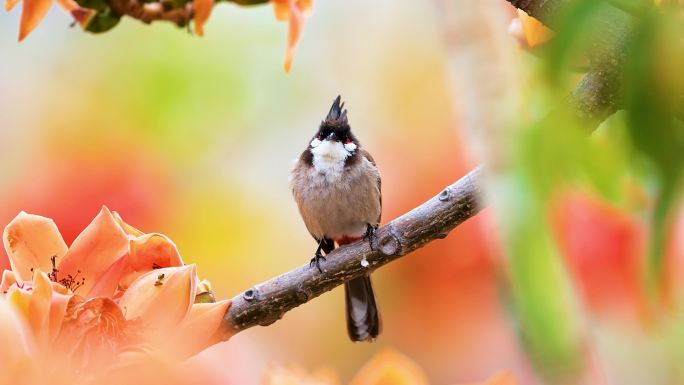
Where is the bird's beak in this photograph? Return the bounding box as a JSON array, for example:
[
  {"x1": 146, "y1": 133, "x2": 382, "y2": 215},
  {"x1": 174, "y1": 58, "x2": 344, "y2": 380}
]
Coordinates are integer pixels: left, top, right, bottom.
[{"x1": 326, "y1": 132, "x2": 338, "y2": 141}]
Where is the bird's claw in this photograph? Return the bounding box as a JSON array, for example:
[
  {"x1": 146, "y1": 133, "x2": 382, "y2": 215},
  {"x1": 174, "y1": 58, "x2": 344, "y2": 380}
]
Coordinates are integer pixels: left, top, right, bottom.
[
  {"x1": 310, "y1": 254, "x2": 326, "y2": 273},
  {"x1": 364, "y1": 224, "x2": 378, "y2": 250}
]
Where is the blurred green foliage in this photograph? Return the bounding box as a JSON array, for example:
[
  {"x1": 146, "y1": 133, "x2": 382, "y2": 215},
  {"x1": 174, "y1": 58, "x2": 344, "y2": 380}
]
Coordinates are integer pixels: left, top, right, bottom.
[
  {"x1": 622, "y1": 7, "x2": 684, "y2": 285},
  {"x1": 503, "y1": 0, "x2": 684, "y2": 380}
]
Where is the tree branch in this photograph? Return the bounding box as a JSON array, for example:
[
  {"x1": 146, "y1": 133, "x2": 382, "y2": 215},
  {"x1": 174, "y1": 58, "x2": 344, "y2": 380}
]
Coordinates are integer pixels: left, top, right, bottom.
[
  {"x1": 105, "y1": 0, "x2": 269, "y2": 27},
  {"x1": 219, "y1": 167, "x2": 484, "y2": 337},
  {"x1": 216, "y1": 0, "x2": 631, "y2": 339},
  {"x1": 212, "y1": 69, "x2": 616, "y2": 337}
]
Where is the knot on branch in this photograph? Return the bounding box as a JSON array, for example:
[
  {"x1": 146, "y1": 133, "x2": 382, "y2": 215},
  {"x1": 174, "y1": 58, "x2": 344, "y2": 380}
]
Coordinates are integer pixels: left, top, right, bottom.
[
  {"x1": 243, "y1": 287, "x2": 258, "y2": 302},
  {"x1": 439, "y1": 187, "x2": 455, "y2": 202},
  {"x1": 377, "y1": 227, "x2": 401, "y2": 256},
  {"x1": 295, "y1": 287, "x2": 310, "y2": 303}
]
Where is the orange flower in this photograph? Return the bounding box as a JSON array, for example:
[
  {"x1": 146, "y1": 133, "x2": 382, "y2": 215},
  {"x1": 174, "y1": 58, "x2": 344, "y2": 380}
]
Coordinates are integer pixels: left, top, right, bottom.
[
  {"x1": 271, "y1": 0, "x2": 312, "y2": 72},
  {"x1": 193, "y1": 0, "x2": 215, "y2": 37},
  {"x1": 4, "y1": 0, "x2": 79, "y2": 41},
  {"x1": 349, "y1": 349, "x2": 429, "y2": 385},
  {"x1": 0, "y1": 207, "x2": 231, "y2": 383},
  {"x1": 508, "y1": 10, "x2": 552, "y2": 50},
  {"x1": 263, "y1": 348, "x2": 519, "y2": 385}
]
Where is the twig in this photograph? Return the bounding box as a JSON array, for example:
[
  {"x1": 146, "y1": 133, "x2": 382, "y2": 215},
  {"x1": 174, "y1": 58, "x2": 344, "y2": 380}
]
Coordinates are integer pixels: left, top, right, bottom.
[
  {"x1": 220, "y1": 167, "x2": 484, "y2": 337},
  {"x1": 105, "y1": 0, "x2": 269, "y2": 26},
  {"x1": 507, "y1": 0, "x2": 636, "y2": 124}
]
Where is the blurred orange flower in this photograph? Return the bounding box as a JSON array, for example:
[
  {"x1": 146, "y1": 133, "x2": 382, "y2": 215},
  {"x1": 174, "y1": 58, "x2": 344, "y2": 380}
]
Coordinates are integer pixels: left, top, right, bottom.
[
  {"x1": 463, "y1": 372, "x2": 519, "y2": 385},
  {"x1": 193, "y1": 0, "x2": 215, "y2": 37},
  {"x1": 263, "y1": 348, "x2": 518, "y2": 385},
  {"x1": 0, "y1": 207, "x2": 231, "y2": 383},
  {"x1": 272, "y1": 0, "x2": 312, "y2": 72},
  {"x1": 508, "y1": 10, "x2": 552, "y2": 50},
  {"x1": 4, "y1": 0, "x2": 79, "y2": 41}
]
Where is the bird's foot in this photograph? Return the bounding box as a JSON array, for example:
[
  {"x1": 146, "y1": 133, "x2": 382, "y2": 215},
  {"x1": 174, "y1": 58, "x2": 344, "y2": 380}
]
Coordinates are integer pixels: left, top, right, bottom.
[
  {"x1": 363, "y1": 224, "x2": 378, "y2": 250},
  {"x1": 310, "y1": 254, "x2": 326, "y2": 273}
]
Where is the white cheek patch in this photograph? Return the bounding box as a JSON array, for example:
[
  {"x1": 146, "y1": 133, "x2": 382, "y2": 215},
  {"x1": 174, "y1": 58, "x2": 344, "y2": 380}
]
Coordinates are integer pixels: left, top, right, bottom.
[
  {"x1": 310, "y1": 138, "x2": 322, "y2": 148},
  {"x1": 344, "y1": 142, "x2": 357, "y2": 152}
]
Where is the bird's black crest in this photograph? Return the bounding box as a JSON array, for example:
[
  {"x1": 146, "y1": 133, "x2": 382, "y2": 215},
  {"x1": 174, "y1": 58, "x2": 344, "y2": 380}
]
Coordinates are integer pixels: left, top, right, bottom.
[
  {"x1": 323, "y1": 95, "x2": 349, "y2": 127},
  {"x1": 312, "y1": 95, "x2": 358, "y2": 149}
]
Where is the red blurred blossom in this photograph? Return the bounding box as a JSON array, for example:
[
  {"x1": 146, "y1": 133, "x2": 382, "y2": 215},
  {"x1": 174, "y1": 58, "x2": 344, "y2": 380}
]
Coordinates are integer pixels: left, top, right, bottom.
[
  {"x1": 0, "y1": 148, "x2": 174, "y2": 271},
  {"x1": 551, "y1": 191, "x2": 650, "y2": 326}
]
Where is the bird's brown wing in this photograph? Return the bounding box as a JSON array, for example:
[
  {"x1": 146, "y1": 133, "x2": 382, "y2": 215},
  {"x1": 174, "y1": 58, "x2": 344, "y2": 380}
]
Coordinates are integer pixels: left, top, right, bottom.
[{"x1": 359, "y1": 149, "x2": 382, "y2": 224}]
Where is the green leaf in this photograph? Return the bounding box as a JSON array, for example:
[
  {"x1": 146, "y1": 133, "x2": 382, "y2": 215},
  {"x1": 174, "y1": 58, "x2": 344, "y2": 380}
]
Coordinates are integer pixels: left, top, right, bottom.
[
  {"x1": 622, "y1": 9, "x2": 684, "y2": 285},
  {"x1": 85, "y1": 11, "x2": 121, "y2": 33}
]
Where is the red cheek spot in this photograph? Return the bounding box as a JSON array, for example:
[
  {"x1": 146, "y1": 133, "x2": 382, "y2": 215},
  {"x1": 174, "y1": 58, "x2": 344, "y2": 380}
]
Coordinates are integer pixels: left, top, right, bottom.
[
  {"x1": 345, "y1": 138, "x2": 351, "y2": 144},
  {"x1": 316, "y1": 135, "x2": 321, "y2": 140}
]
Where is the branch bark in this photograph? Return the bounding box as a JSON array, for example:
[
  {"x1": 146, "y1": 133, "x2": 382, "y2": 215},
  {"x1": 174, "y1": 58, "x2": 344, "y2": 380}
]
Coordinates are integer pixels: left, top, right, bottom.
[
  {"x1": 219, "y1": 167, "x2": 484, "y2": 337},
  {"x1": 105, "y1": 0, "x2": 269, "y2": 27},
  {"x1": 514, "y1": 0, "x2": 636, "y2": 123}
]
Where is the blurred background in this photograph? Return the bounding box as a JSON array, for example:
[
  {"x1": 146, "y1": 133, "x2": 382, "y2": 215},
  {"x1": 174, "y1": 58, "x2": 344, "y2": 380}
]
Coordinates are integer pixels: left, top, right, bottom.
[{"x1": 2, "y1": 0, "x2": 684, "y2": 384}]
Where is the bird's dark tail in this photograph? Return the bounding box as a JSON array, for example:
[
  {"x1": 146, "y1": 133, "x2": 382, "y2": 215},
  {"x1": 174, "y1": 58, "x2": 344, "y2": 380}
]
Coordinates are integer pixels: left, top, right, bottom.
[
  {"x1": 321, "y1": 237, "x2": 381, "y2": 342},
  {"x1": 344, "y1": 275, "x2": 381, "y2": 342}
]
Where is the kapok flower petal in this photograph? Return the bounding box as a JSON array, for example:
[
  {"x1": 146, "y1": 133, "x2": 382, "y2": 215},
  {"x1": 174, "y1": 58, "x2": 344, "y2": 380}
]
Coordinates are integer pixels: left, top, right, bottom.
[
  {"x1": 112, "y1": 211, "x2": 144, "y2": 237},
  {"x1": 87, "y1": 233, "x2": 183, "y2": 298},
  {"x1": 4, "y1": 271, "x2": 72, "y2": 347},
  {"x1": 193, "y1": 0, "x2": 214, "y2": 37},
  {"x1": 516, "y1": 10, "x2": 552, "y2": 48},
  {"x1": 58, "y1": 206, "x2": 129, "y2": 296},
  {"x1": 272, "y1": 0, "x2": 289, "y2": 21},
  {"x1": 18, "y1": 0, "x2": 53, "y2": 41},
  {"x1": 0, "y1": 298, "x2": 36, "y2": 378},
  {"x1": 129, "y1": 234, "x2": 183, "y2": 268},
  {"x1": 118, "y1": 264, "x2": 197, "y2": 335},
  {"x1": 125, "y1": 233, "x2": 183, "y2": 283},
  {"x1": 54, "y1": 0, "x2": 77, "y2": 11},
  {"x1": 47, "y1": 290, "x2": 71, "y2": 343},
  {"x1": 349, "y1": 349, "x2": 429, "y2": 385},
  {"x1": 0, "y1": 270, "x2": 19, "y2": 293},
  {"x1": 283, "y1": 0, "x2": 304, "y2": 72},
  {"x1": 86, "y1": 255, "x2": 129, "y2": 299},
  {"x1": 5, "y1": 0, "x2": 20, "y2": 11},
  {"x1": 3, "y1": 212, "x2": 68, "y2": 281},
  {"x1": 27, "y1": 270, "x2": 52, "y2": 343},
  {"x1": 300, "y1": 0, "x2": 312, "y2": 14},
  {"x1": 6, "y1": 286, "x2": 32, "y2": 320},
  {"x1": 163, "y1": 299, "x2": 230, "y2": 359}
]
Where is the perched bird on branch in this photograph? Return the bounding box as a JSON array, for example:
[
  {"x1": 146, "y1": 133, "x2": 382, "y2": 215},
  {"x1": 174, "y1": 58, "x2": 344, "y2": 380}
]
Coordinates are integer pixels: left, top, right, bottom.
[{"x1": 290, "y1": 95, "x2": 382, "y2": 342}]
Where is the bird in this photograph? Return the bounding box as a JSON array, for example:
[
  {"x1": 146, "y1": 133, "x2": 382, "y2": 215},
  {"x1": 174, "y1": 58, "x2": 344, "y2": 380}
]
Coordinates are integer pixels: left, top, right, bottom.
[{"x1": 289, "y1": 95, "x2": 382, "y2": 342}]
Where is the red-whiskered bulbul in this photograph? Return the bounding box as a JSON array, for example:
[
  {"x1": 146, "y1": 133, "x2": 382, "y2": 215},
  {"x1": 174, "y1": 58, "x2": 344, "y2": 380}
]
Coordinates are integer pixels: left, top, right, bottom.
[{"x1": 290, "y1": 95, "x2": 382, "y2": 342}]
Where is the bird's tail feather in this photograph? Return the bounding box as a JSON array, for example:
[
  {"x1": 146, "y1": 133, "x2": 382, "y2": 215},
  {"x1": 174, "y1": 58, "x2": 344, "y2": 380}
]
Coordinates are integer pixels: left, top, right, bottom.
[{"x1": 345, "y1": 275, "x2": 381, "y2": 342}]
